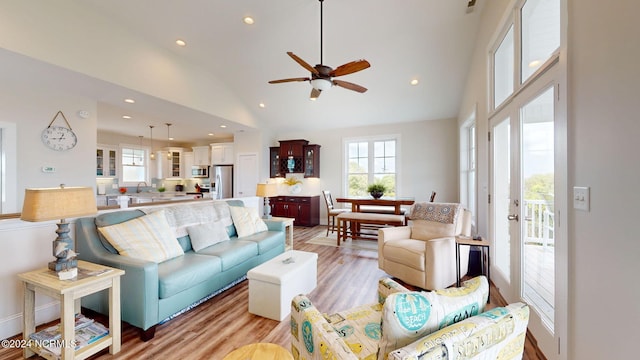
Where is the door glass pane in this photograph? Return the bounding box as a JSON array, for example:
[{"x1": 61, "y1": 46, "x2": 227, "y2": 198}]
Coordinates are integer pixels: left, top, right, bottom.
[
  {"x1": 493, "y1": 118, "x2": 511, "y2": 282},
  {"x1": 494, "y1": 25, "x2": 514, "y2": 108},
  {"x1": 521, "y1": 0, "x2": 560, "y2": 82},
  {"x1": 521, "y1": 87, "x2": 555, "y2": 328}
]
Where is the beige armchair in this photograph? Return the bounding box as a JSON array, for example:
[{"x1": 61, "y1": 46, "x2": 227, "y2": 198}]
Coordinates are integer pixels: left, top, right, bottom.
[{"x1": 378, "y1": 202, "x2": 472, "y2": 290}]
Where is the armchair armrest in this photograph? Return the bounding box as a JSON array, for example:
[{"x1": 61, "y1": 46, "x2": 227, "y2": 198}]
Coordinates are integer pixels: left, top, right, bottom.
[
  {"x1": 378, "y1": 226, "x2": 412, "y2": 242},
  {"x1": 423, "y1": 236, "x2": 457, "y2": 290},
  {"x1": 263, "y1": 219, "x2": 286, "y2": 232},
  {"x1": 291, "y1": 295, "x2": 358, "y2": 360},
  {"x1": 378, "y1": 277, "x2": 411, "y2": 304}
]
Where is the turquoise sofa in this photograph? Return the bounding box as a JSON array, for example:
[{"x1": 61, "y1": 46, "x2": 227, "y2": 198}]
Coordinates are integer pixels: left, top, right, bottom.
[{"x1": 75, "y1": 200, "x2": 285, "y2": 340}]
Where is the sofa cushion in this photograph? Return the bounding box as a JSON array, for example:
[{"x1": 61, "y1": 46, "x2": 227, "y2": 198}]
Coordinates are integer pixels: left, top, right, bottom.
[
  {"x1": 408, "y1": 203, "x2": 461, "y2": 241},
  {"x1": 187, "y1": 222, "x2": 230, "y2": 252},
  {"x1": 157, "y1": 253, "x2": 222, "y2": 299},
  {"x1": 236, "y1": 230, "x2": 283, "y2": 254},
  {"x1": 229, "y1": 206, "x2": 268, "y2": 238},
  {"x1": 195, "y1": 239, "x2": 258, "y2": 271},
  {"x1": 98, "y1": 210, "x2": 184, "y2": 263},
  {"x1": 378, "y1": 276, "x2": 489, "y2": 360}
]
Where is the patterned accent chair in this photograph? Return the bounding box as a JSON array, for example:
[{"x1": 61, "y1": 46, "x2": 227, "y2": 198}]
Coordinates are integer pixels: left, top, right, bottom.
[
  {"x1": 378, "y1": 202, "x2": 472, "y2": 291},
  {"x1": 290, "y1": 276, "x2": 529, "y2": 360}
]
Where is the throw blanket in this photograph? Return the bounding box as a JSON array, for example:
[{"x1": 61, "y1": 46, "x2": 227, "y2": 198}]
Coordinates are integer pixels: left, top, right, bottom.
[
  {"x1": 142, "y1": 200, "x2": 233, "y2": 238},
  {"x1": 407, "y1": 202, "x2": 460, "y2": 224}
]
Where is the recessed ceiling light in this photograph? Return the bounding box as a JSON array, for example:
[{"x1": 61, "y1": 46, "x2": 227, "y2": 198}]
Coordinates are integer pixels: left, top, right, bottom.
[
  {"x1": 220, "y1": 125, "x2": 227, "y2": 128},
  {"x1": 259, "y1": 103, "x2": 265, "y2": 108},
  {"x1": 124, "y1": 98, "x2": 135, "y2": 104},
  {"x1": 122, "y1": 115, "x2": 132, "y2": 119},
  {"x1": 309, "y1": 97, "x2": 317, "y2": 102},
  {"x1": 410, "y1": 79, "x2": 419, "y2": 86},
  {"x1": 243, "y1": 16, "x2": 255, "y2": 25},
  {"x1": 208, "y1": 133, "x2": 215, "y2": 136},
  {"x1": 175, "y1": 39, "x2": 187, "y2": 47},
  {"x1": 169, "y1": 137, "x2": 174, "y2": 141}
]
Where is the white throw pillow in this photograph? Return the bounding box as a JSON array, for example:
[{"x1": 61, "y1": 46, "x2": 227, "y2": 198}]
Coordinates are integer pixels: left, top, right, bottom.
[
  {"x1": 228, "y1": 206, "x2": 268, "y2": 238},
  {"x1": 98, "y1": 210, "x2": 184, "y2": 263},
  {"x1": 187, "y1": 222, "x2": 230, "y2": 252}
]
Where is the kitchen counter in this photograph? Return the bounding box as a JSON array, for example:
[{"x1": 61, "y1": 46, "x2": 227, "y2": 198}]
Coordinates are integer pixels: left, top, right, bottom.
[{"x1": 105, "y1": 192, "x2": 201, "y2": 205}]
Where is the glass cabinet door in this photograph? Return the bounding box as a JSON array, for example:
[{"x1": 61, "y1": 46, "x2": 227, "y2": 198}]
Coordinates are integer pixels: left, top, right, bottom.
[{"x1": 96, "y1": 149, "x2": 104, "y2": 176}]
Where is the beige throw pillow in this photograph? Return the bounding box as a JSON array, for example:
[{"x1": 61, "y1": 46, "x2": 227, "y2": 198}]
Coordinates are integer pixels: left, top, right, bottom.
[
  {"x1": 228, "y1": 206, "x2": 268, "y2": 238},
  {"x1": 98, "y1": 210, "x2": 184, "y2": 263},
  {"x1": 187, "y1": 222, "x2": 230, "y2": 252}
]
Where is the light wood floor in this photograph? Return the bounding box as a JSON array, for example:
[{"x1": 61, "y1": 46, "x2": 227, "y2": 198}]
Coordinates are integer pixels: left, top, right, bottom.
[{"x1": 0, "y1": 225, "x2": 544, "y2": 360}]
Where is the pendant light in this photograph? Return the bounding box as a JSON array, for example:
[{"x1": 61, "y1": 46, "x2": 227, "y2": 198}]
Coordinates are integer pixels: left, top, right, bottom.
[
  {"x1": 149, "y1": 125, "x2": 156, "y2": 160},
  {"x1": 165, "y1": 123, "x2": 172, "y2": 160}
]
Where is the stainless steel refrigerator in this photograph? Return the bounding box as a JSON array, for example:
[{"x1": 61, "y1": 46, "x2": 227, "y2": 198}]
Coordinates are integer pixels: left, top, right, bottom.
[{"x1": 211, "y1": 164, "x2": 233, "y2": 199}]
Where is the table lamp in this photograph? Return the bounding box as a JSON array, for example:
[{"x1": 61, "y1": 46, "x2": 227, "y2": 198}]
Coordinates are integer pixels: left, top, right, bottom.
[
  {"x1": 21, "y1": 185, "x2": 97, "y2": 279},
  {"x1": 256, "y1": 183, "x2": 278, "y2": 219}
]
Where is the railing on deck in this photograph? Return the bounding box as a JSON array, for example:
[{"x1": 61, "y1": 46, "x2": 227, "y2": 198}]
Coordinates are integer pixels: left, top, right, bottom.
[{"x1": 523, "y1": 199, "x2": 554, "y2": 249}]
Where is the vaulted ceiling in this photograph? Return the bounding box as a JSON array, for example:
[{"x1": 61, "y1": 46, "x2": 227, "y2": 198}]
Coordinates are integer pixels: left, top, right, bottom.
[{"x1": 2, "y1": 0, "x2": 484, "y2": 143}]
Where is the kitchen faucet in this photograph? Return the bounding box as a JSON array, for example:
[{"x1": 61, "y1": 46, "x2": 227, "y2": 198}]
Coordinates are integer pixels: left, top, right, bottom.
[{"x1": 136, "y1": 182, "x2": 148, "y2": 193}]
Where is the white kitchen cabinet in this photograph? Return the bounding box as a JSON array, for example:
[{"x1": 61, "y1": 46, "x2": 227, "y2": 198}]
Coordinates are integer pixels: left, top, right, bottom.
[
  {"x1": 211, "y1": 143, "x2": 234, "y2": 165},
  {"x1": 156, "y1": 147, "x2": 183, "y2": 178},
  {"x1": 183, "y1": 152, "x2": 194, "y2": 178},
  {"x1": 192, "y1": 146, "x2": 210, "y2": 165},
  {"x1": 96, "y1": 145, "x2": 117, "y2": 178}
]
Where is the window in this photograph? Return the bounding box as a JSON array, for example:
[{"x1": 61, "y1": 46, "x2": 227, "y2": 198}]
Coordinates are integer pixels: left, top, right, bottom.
[
  {"x1": 494, "y1": 25, "x2": 514, "y2": 109},
  {"x1": 345, "y1": 137, "x2": 397, "y2": 196},
  {"x1": 121, "y1": 146, "x2": 148, "y2": 184},
  {"x1": 521, "y1": 0, "x2": 561, "y2": 83},
  {"x1": 460, "y1": 119, "x2": 476, "y2": 225}
]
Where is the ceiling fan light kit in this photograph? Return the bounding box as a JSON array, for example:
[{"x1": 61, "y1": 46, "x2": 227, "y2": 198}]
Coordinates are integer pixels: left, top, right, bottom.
[{"x1": 268, "y1": 0, "x2": 370, "y2": 99}]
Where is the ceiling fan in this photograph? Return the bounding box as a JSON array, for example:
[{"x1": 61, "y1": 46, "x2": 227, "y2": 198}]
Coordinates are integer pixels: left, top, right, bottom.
[{"x1": 268, "y1": 0, "x2": 370, "y2": 100}]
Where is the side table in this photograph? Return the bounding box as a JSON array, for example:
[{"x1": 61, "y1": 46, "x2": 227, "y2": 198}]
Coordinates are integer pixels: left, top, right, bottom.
[
  {"x1": 456, "y1": 236, "x2": 491, "y2": 303},
  {"x1": 269, "y1": 217, "x2": 295, "y2": 250},
  {"x1": 223, "y1": 343, "x2": 293, "y2": 360},
  {"x1": 18, "y1": 260, "x2": 125, "y2": 359}
]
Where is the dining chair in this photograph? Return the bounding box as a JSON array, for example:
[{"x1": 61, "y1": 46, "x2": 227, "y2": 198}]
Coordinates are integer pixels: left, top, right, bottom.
[{"x1": 322, "y1": 190, "x2": 350, "y2": 236}]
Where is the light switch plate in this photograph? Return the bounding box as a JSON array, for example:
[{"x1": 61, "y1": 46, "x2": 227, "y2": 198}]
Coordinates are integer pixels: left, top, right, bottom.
[{"x1": 573, "y1": 186, "x2": 590, "y2": 211}]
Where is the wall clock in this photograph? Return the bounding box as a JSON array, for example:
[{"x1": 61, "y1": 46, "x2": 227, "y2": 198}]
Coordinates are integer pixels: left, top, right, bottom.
[{"x1": 42, "y1": 111, "x2": 78, "y2": 151}]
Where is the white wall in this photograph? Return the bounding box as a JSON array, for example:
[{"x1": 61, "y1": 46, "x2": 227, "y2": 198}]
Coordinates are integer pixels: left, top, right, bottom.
[
  {"x1": 458, "y1": 0, "x2": 640, "y2": 358},
  {"x1": 567, "y1": 0, "x2": 640, "y2": 358},
  {"x1": 271, "y1": 118, "x2": 460, "y2": 224},
  {"x1": 0, "y1": 82, "x2": 97, "y2": 212}
]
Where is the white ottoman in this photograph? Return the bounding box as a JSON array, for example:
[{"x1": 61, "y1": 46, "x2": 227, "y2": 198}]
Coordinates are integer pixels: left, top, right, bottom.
[{"x1": 247, "y1": 250, "x2": 318, "y2": 321}]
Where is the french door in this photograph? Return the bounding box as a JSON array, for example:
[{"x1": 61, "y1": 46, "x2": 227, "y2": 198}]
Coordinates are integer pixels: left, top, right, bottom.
[{"x1": 490, "y1": 71, "x2": 563, "y2": 358}]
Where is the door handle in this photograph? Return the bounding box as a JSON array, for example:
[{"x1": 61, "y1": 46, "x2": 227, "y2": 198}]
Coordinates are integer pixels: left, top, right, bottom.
[{"x1": 507, "y1": 214, "x2": 519, "y2": 221}]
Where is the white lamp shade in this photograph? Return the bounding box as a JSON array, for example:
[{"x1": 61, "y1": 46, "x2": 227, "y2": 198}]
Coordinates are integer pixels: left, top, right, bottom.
[
  {"x1": 21, "y1": 187, "x2": 97, "y2": 222},
  {"x1": 256, "y1": 183, "x2": 278, "y2": 198},
  {"x1": 310, "y1": 78, "x2": 332, "y2": 91}
]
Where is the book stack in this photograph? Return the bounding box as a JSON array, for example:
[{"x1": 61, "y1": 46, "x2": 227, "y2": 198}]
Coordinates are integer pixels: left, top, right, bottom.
[{"x1": 29, "y1": 313, "x2": 109, "y2": 358}]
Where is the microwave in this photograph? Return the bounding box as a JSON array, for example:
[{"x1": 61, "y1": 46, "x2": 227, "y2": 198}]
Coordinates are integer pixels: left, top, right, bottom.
[{"x1": 191, "y1": 165, "x2": 209, "y2": 178}]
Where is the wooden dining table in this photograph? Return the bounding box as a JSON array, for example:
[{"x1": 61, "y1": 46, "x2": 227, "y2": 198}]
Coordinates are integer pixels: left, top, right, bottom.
[{"x1": 335, "y1": 197, "x2": 415, "y2": 215}]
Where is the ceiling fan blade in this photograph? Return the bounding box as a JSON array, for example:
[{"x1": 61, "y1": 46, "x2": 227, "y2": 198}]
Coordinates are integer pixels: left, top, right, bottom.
[
  {"x1": 333, "y1": 80, "x2": 367, "y2": 93},
  {"x1": 268, "y1": 77, "x2": 310, "y2": 84},
  {"x1": 330, "y1": 59, "x2": 371, "y2": 77},
  {"x1": 287, "y1": 52, "x2": 319, "y2": 75},
  {"x1": 310, "y1": 88, "x2": 322, "y2": 99}
]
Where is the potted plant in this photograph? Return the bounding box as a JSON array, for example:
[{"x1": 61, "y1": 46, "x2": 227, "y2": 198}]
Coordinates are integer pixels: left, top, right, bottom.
[{"x1": 367, "y1": 183, "x2": 386, "y2": 199}]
